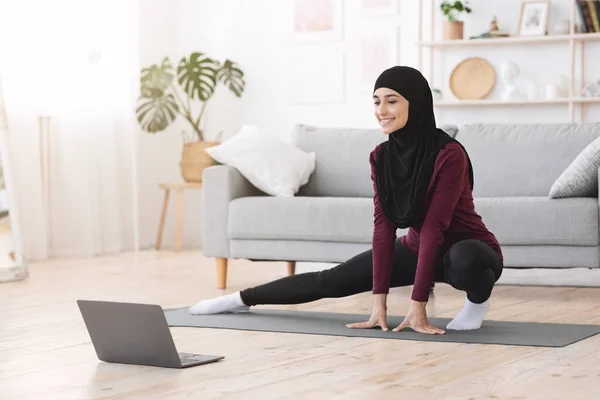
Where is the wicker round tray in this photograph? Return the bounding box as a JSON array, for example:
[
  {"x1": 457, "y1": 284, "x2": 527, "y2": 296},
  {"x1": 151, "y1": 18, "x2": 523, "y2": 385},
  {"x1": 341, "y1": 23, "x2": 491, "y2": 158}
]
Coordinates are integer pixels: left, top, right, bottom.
[{"x1": 449, "y1": 57, "x2": 496, "y2": 100}]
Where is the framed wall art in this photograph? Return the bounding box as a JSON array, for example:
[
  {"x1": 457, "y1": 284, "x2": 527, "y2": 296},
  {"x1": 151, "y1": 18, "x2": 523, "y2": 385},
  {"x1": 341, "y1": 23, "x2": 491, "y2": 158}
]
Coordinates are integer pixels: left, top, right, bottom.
[
  {"x1": 353, "y1": 26, "x2": 399, "y2": 93},
  {"x1": 292, "y1": 0, "x2": 344, "y2": 42}
]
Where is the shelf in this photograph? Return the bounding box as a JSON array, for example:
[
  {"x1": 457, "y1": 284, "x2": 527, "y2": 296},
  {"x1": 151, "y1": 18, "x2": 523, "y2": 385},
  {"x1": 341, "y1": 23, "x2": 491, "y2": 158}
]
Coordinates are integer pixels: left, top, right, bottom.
[
  {"x1": 575, "y1": 96, "x2": 600, "y2": 103},
  {"x1": 416, "y1": 0, "x2": 600, "y2": 122},
  {"x1": 434, "y1": 97, "x2": 600, "y2": 107},
  {"x1": 418, "y1": 32, "x2": 600, "y2": 48}
]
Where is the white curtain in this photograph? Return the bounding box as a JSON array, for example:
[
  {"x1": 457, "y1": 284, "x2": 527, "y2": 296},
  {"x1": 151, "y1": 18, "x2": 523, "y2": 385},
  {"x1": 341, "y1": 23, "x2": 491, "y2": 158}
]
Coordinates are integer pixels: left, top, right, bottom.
[{"x1": 0, "y1": 0, "x2": 139, "y2": 259}]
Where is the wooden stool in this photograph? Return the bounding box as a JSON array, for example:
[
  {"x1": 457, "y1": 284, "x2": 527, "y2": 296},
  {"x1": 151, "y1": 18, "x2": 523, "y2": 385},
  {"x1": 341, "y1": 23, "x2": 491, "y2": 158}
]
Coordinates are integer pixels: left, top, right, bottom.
[{"x1": 155, "y1": 182, "x2": 203, "y2": 252}]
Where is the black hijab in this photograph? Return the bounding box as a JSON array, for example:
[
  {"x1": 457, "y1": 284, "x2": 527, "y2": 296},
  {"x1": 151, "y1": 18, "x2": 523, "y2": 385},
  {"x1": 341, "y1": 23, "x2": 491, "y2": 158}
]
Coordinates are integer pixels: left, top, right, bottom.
[{"x1": 373, "y1": 66, "x2": 473, "y2": 228}]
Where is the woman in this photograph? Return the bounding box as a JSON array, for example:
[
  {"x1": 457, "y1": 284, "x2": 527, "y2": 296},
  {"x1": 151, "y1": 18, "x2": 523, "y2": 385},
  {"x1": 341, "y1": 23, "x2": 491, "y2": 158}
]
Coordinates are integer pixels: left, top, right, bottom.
[{"x1": 189, "y1": 66, "x2": 503, "y2": 335}]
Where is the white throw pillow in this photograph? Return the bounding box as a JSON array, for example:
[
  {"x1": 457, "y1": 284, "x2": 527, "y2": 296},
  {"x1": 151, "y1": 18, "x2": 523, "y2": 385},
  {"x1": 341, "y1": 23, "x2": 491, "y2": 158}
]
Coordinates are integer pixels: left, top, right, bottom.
[
  {"x1": 549, "y1": 136, "x2": 600, "y2": 198},
  {"x1": 205, "y1": 124, "x2": 316, "y2": 197}
]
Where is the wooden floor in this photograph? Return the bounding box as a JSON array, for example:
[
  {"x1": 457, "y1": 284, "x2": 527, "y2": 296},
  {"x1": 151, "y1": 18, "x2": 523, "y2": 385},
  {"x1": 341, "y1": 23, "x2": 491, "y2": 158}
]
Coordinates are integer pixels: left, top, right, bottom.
[{"x1": 2, "y1": 251, "x2": 600, "y2": 399}]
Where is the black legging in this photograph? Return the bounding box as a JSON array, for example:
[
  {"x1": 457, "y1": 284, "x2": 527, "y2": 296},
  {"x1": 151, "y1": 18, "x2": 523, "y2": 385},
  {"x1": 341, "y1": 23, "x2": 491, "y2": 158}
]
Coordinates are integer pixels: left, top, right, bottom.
[{"x1": 240, "y1": 239, "x2": 503, "y2": 306}]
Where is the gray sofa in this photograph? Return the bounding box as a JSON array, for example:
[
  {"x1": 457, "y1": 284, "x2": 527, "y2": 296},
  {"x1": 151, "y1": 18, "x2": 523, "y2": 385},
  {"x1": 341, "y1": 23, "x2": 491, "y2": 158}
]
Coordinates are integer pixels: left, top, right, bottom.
[{"x1": 201, "y1": 122, "x2": 600, "y2": 289}]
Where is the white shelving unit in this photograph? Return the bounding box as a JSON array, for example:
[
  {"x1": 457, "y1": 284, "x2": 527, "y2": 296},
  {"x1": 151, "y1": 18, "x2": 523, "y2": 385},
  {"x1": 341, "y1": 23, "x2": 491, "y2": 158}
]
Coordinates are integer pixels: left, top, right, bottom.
[
  {"x1": 416, "y1": 0, "x2": 600, "y2": 121},
  {"x1": 435, "y1": 96, "x2": 600, "y2": 106},
  {"x1": 418, "y1": 31, "x2": 600, "y2": 47}
]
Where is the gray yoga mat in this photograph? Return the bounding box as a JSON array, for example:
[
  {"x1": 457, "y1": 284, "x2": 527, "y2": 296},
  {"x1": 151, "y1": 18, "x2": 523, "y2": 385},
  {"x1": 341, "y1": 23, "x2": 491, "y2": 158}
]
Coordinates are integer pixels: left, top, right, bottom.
[{"x1": 164, "y1": 307, "x2": 600, "y2": 348}]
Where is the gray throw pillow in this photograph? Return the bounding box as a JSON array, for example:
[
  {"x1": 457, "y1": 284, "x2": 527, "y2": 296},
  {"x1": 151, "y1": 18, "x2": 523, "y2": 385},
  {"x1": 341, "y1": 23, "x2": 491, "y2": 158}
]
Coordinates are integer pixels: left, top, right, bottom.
[
  {"x1": 439, "y1": 124, "x2": 458, "y2": 137},
  {"x1": 549, "y1": 136, "x2": 600, "y2": 198}
]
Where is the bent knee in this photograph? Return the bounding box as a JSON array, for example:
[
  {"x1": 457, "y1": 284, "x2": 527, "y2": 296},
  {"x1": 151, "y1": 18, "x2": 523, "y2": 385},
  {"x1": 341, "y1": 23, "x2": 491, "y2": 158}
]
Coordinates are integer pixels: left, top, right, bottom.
[{"x1": 444, "y1": 240, "x2": 482, "y2": 269}]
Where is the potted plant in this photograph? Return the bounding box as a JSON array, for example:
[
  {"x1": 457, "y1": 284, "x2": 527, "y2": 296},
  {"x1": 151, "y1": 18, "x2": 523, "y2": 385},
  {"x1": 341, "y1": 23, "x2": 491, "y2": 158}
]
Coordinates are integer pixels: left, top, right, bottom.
[
  {"x1": 440, "y1": 1, "x2": 472, "y2": 40},
  {"x1": 136, "y1": 52, "x2": 245, "y2": 182}
]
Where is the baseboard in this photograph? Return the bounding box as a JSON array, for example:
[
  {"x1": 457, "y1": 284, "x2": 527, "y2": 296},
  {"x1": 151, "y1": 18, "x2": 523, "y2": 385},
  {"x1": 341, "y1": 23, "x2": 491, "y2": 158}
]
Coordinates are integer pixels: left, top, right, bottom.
[
  {"x1": 296, "y1": 262, "x2": 600, "y2": 288},
  {"x1": 496, "y1": 267, "x2": 600, "y2": 287},
  {"x1": 0, "y1": 265, "x2": 27, "y2": 283}
]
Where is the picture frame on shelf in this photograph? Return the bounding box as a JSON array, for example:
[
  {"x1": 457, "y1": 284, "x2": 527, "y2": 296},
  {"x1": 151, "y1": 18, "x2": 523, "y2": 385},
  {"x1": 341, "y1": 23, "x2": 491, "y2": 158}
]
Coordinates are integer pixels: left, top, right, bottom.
[
  {"x1": 291, "y1": 0, "x2": 344, "y2": 42},
  {"x1": 517, "y1": 0, "x2": 550, "y2": 36}
]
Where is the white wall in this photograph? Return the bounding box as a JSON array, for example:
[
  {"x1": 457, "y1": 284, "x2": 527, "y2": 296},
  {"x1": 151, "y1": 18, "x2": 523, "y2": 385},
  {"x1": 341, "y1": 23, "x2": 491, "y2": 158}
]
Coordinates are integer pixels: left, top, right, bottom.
[
  {"x1": 172, "y1": 0, "x2": 600, "y2": 137},
  {"x1": 136, "y1": 0, "x2": 600, "y2": 250},
  {"x1": 175, "y1": 0, "x2": 419, "y2": 142}
]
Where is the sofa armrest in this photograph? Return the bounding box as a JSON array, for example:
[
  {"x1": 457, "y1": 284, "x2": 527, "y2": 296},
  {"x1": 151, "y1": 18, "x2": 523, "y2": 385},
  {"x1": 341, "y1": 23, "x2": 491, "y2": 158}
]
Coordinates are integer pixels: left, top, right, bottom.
[{"x1": 201, "y1": 165, "x2": 265, "y2": 257}]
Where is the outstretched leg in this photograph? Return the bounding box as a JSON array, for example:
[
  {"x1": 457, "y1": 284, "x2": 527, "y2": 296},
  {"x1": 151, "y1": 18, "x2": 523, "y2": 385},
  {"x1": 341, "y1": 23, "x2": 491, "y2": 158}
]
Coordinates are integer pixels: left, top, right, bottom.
[
  {"x1": 443, "y1": 239, "x2": 503, "y2": 330},
  {"x1": 190, "y1": 248, "x2": 374, "y2": 315},
  {"x1": 239, "y1": 249, "x2": 374, "y2": 306},
  {"x1": 190, "y1": 240, "x2": 419, "y2": 314}
]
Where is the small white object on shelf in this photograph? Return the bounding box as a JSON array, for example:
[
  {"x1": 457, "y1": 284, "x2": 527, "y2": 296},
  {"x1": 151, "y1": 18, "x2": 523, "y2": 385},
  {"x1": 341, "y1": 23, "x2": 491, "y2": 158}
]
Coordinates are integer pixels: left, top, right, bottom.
[
  {"x1": 545, "y1": 84, "x2": 559, "y2": 100},
  {"x1": 526, "y1": 81, "x2": 540, "y2": 100},
  {"x1": 554, "y1": 20, "x2": 571, "y2": 35},
  {"x1": 500, "y1": 60, "x2": 521, "y2": 101},
  {"x1": 583, "y1": 80, "x2": 600, "y2": 97}
]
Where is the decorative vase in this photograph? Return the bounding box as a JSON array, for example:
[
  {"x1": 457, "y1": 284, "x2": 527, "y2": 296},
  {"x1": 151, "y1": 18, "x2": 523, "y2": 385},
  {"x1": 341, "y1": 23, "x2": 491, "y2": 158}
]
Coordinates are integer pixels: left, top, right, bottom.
[
  {"x1": 554, "y1": 20, "x2": 571, "y2": 35},
  {"x1": 179, "y1": 140, "x2": 219, "y2": 183},
  {"x1": 545, "y1": 84, "x2": 559, "y2": 100},
  {"x1": 444, "y1": 20, "x2": 464, "y2": 40}
]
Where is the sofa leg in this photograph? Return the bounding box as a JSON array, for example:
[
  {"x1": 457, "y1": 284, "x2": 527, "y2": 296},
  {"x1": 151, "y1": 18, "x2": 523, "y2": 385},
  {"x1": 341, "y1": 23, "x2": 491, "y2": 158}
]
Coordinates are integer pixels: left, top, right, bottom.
[
  {"x1": 216, "y1": 257, "x2": 228, "y2": 289},
  {"x1": 287, "y1": 261, "x2": 296, "y2": 276}
]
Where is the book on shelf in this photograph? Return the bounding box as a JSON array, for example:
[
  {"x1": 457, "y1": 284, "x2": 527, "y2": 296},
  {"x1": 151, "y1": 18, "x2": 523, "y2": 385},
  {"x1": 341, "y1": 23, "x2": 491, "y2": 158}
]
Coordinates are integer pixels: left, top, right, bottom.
[{"x1": 578, "y1": 0, "x2": 600, "y2": 33}]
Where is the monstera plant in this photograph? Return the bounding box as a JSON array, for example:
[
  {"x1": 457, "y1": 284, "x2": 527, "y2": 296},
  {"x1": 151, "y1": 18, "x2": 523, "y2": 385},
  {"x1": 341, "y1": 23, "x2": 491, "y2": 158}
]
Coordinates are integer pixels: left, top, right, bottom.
[{"x1": 136, "y1": 52, "x2": 245, "y2": 182}]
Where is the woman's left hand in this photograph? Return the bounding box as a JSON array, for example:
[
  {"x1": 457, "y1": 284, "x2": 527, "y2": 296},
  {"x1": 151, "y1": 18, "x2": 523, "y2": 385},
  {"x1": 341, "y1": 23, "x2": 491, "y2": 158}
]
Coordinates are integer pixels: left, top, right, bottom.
[{"x1": 393, "y1": 300, "x2": 446, "y2": 335}]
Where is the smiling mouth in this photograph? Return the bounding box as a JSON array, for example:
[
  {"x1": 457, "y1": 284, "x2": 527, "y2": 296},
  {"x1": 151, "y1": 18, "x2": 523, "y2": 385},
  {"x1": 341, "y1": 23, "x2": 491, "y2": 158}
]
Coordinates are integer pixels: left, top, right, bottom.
[{"x1": 380, "y1": 118, "x2": 395, "y2": 126}]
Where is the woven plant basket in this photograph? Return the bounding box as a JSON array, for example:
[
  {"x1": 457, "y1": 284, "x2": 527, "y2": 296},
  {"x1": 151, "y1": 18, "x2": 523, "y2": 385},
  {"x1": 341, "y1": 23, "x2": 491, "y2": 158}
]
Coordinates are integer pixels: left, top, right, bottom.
[
  {"x1": 179, "y1": 141, "x2": 219, "y2": 183},
  {"x1": 443, "y1": 20, "x2": 464, "y2": 40}
]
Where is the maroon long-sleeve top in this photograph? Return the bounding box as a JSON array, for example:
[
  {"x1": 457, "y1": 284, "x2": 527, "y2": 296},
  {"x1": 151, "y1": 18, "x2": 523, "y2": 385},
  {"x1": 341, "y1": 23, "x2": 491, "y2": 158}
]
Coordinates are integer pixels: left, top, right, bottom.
[{"x1": 370, "y1": 141, "x2": 503, "y2": 302}]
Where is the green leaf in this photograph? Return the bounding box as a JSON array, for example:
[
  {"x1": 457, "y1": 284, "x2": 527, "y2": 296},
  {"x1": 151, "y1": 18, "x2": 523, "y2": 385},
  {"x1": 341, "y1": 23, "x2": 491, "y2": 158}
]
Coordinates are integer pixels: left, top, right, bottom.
[
  {"x1": 140, "y1": 57, "x2": 174, "y2": 96},
  {"x1": 135, "y1": 93, "x2": 179, "y2": 133},
  {"x1": 216, "y1": 59, "x2": 246, "y2": 97},
  {"x1": 177, "y1": 52, "x2": 219, "y2": 101}
]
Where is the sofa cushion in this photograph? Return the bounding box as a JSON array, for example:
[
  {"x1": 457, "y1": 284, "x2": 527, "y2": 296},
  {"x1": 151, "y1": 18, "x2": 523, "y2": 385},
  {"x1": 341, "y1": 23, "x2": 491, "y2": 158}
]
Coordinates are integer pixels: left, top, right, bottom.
[
  {"x1": 291, "y1": 124, "x2": 386, "y2": 198},
  {"x1": 230, "y1": 196, "x2": 598, "y2": 247},
  {"x1": 290, "y1": 124, "x2": 460, "y2": 198},
  {"x1": 455, "y1": 123, "x2": 600, "y2": 197},
  {"x1": 228, "y1": 196, "x2": 409, "y2": 243},
  {"x1": 440, "y1": 124, "x2": 459, "y2": 137},
  {"x1": 474, "y1": 197, "x2": 598, "y2": 246}
]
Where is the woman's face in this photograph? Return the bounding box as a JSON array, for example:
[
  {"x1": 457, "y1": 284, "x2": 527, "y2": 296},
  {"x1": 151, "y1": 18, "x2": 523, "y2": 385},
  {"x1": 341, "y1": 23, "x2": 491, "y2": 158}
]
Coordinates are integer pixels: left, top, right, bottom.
[{"x1": 373, "y1": 87, "x2": 409, "y2": 135}]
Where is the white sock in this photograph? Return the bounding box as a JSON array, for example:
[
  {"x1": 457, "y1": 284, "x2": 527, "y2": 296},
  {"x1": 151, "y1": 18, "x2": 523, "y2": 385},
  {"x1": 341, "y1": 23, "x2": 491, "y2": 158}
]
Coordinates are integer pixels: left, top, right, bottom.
[
  {"x1": 446, "y1": 298, "x2": 489, "y2": 330},
  {"x1": 188, "y1": 292, "x2": 250, "y2": 315}
]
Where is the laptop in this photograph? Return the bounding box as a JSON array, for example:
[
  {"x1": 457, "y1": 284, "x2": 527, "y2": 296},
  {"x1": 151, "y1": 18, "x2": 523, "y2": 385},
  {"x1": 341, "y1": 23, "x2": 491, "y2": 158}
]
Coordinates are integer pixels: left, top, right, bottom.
[{"x1": 77, "y1": 299, "x2": 224, "y2": 369}]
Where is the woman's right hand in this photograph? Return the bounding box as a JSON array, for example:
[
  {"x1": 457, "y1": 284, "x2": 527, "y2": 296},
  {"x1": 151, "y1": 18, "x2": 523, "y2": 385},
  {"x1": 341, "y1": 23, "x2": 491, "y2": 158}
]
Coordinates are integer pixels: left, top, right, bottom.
[{"x1": 346, "y1": 294, "x2": 389, "y2": 331}]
